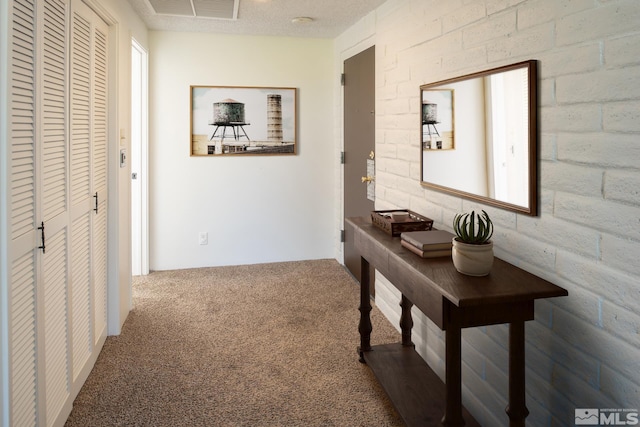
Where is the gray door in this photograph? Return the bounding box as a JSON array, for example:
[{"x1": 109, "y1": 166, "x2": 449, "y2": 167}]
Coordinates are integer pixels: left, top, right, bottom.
[{"x1": 343, "y1": 46, "x2": 376, "y2": 291}]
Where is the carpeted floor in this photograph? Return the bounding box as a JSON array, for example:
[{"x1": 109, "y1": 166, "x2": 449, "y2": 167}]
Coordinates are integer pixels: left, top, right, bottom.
[{"x1": 65, "y1": 259, "x2": 404, "y2": 426}]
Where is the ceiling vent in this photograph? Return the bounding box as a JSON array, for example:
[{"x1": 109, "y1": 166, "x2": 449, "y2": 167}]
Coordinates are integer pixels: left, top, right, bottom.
[{"x1": 147, "y1": 0, "x2": 239, "y2": 20}]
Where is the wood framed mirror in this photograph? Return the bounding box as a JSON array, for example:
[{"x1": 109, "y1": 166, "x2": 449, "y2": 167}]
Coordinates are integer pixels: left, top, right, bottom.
[{"x1": 420, "y1": 60, "x2": 538, "y2": 215}]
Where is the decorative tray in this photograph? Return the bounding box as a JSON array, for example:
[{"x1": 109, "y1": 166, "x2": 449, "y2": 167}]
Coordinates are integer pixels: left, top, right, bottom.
[{"x1": 371, "y1": 210, "x2": 434, "y2": 236}]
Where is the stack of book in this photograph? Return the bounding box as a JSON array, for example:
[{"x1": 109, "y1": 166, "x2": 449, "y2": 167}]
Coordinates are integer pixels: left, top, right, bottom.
[{"x1": 400, "y1": 229, "x2": 455, "y2": 258}]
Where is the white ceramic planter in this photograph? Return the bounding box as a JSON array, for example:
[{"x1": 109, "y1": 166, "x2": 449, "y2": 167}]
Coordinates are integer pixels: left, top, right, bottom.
[{"x1": 451, "y1": 238, "x2": 494, "y2": 276}]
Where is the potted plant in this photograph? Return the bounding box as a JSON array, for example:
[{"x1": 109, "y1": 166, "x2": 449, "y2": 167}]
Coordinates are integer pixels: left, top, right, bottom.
[{"x1": 451, "y1": 210, "x2": 494, "y2": 276}]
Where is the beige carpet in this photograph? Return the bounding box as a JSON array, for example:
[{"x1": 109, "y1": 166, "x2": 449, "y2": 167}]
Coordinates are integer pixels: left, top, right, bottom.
[{"x1": 65, "y1": 259, "x2": 404, "y2": 426}]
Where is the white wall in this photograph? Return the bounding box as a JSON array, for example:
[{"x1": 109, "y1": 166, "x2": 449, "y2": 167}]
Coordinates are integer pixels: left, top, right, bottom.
[
  {"x1": 336, "y1": 1, "x2": 640, "y2": 426},
  {"x1": 149, "y1": 32, "x2": 335, "y2": 270}
]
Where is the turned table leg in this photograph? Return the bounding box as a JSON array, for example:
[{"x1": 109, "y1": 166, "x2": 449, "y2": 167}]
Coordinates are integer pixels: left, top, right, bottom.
[
  {"x1": 442, "y1": 313, "x2": 464, "y2": 427},
  {"x1": 358, "y1": 256, "x2": 372, "y2": 362},
  {"x1": 400, "y1": 295, "x2": 414, "y2": 347},
  {"x1": 506, "y1": 320, "x2": 529, "y2": 427}
]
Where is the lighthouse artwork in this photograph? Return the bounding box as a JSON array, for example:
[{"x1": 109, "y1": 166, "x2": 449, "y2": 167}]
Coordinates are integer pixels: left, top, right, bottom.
[{"x1": 190, "y1": 86, "x2": 297, "y2": 156}]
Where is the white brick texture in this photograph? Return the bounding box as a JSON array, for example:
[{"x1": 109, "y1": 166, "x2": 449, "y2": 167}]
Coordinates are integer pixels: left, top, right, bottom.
[{"x1": 335, "y1": 0, "x2": 640, "y2": 425}]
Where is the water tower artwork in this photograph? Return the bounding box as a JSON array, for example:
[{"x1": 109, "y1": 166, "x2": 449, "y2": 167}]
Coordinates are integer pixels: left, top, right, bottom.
[
  {"x1": 421, "y1": 89, "x2": 454, "y2": 150},
  {"x1": 210, "y1": 98, "x2": 250, "y2": 149},
  {"x1": 422, "y1": 100, "x2": 441, "y2": 149},
  {"x1": 213, "y1": 98, "x2": 246, "y2": 124},
  {"x1": 190, "y1": 86, "x2": 297, "y2": 156}
]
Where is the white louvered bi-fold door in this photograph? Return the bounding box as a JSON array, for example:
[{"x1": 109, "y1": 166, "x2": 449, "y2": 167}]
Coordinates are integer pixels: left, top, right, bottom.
[
  {"x1": 9, "y1": 1, "x2": 72, "y2": 425},
  {"x1": 40, "y1": 1, "x2": 71, "y2": 425},
  {"x1": 7, "y1": 0, "x2": 109, "y2": 426},
  {"x1": 69, "y1": 0, "x2": 109, "y2": 384},
  {"x1": 9, "y1": 1, "x2": 40, "y2": 425},
  {"x1": 90, "y1": 5, "x2": 109, "y2": 349}
]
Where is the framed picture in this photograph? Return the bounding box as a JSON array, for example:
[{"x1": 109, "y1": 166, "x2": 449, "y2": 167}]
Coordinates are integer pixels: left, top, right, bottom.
[
  {"x1": 421, "y1": 89, "x2": 454, "y2": 150},
  {"x1": 190, "y1": 86, "x2": 297, "y2": 156}
]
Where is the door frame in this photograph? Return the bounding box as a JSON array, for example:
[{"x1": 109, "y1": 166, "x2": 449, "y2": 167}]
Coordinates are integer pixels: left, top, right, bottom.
[{"x1": 131, "y1": 37, "x2": 149, "y2": 276}]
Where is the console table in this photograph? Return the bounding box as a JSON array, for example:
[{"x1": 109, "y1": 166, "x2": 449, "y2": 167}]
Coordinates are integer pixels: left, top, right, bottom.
[{"x1": 346, "y1": 216, "x2": 568, "y2": 427}]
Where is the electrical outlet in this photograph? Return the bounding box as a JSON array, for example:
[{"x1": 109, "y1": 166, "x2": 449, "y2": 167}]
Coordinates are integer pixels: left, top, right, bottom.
[{"x1": 199, "y1": 232, "x2": 208, "y2": 245}]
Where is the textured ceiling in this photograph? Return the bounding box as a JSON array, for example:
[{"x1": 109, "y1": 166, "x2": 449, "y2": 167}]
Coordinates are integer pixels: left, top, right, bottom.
[{"x1": 126, "y1": 0, "x2": 388, "y2": 38}]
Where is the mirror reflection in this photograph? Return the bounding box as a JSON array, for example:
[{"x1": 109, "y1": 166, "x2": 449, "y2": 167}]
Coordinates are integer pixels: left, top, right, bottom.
[{"x1": 420, "y1": 60, "x2": 537, "y2": 215}]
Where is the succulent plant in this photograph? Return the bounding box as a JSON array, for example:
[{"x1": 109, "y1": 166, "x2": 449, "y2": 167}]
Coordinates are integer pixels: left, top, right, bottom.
[{"x1": 453, "y1": 210, "x2": 493, "y2": 244}]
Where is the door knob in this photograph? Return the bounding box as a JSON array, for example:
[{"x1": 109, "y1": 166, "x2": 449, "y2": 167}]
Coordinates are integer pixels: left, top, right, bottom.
[{"x1": 361, "y1": 176, "x2": 375, "y2": 183}]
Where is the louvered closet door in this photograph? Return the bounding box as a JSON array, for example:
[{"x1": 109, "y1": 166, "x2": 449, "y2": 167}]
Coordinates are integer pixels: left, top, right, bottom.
[
  {"x1": 69, "y1": 1, "x2": 93, "y2": 386},
  {"x1": 9, "y1": 0, "x2": 72, "y2": 426},
  {"x1": 90, "y1": 11, "x2": 109, "y2": 347},
  {"x1": 69, "y1": 0, "x2": 109, "y2": 386},
  {"x1": 8, "y1": 0, "x2": 109, "y2": 425},
  {"x1": 39, "y1": 1, "x2": 72, "y2": 425},
  {"x1": 9, "y1": 1, "x2": 40, "y2": 425}
]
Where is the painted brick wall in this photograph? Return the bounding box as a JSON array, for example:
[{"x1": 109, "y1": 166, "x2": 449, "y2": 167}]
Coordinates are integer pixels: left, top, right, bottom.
[{"x1": 335, "y1": 1, "x2": 640, "y2": 425}]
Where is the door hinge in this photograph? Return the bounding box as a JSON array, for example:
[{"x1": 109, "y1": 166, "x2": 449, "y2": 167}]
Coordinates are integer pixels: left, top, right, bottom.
[
  {"x1": 341, "y1": 73, "x2": 345, "y2": 86},
  {"x1": 340, "y1": 151, "x2": 345, "y2": 164},
  {"x1": 340, "y1": 229, "x2": 345, "y2": 243}
]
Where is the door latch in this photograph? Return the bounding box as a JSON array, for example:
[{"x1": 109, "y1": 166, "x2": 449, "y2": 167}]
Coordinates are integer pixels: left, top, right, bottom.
[{"x1": 365, "y1": 152, "x2": 375, "y2": 202}]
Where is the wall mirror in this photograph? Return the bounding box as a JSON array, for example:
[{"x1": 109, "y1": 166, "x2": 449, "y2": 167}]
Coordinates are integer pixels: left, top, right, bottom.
[{"x1": 420, "y1": 60, "x2": 538, "y2": 215}]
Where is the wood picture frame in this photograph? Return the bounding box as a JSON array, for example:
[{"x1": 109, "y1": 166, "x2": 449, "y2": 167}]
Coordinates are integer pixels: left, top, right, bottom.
[{"x1": 190, "y1": 86, "x2": 297, "y2": 156}]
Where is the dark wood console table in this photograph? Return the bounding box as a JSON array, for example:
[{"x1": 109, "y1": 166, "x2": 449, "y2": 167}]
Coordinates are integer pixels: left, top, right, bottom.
[{"x1": 346, "y1": 216, "x2": 568, "y2": 427}]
